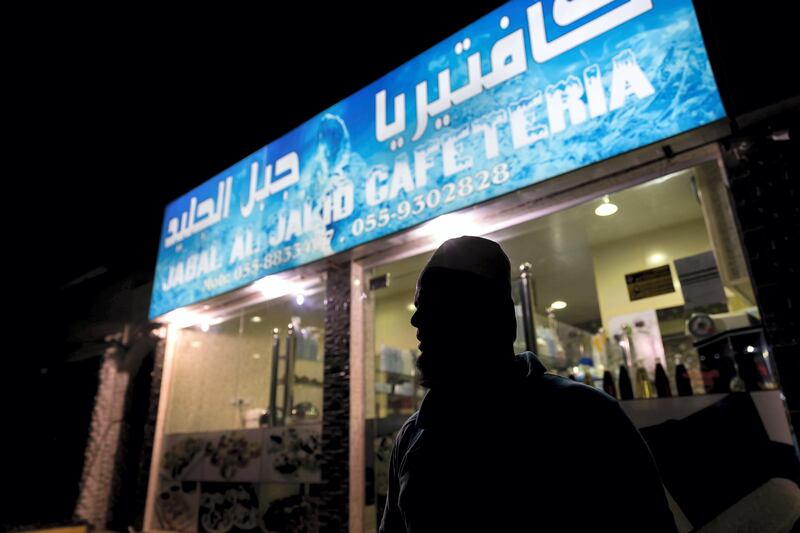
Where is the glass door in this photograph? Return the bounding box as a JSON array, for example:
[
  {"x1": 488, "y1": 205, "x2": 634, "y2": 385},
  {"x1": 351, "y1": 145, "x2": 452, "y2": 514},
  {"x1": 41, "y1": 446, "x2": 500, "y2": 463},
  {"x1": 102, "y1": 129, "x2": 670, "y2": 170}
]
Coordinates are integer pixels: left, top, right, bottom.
[{"x1": 149, "y1": 276, "x2": 328, "y2": 532}]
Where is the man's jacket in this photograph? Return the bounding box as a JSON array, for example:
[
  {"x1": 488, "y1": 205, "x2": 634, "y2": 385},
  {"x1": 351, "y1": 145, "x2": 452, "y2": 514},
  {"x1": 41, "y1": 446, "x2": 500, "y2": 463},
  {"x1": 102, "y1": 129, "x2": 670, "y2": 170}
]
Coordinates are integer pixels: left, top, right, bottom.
[{"x1": 379, "y1": 352, "x2": 678, "y2": 532}]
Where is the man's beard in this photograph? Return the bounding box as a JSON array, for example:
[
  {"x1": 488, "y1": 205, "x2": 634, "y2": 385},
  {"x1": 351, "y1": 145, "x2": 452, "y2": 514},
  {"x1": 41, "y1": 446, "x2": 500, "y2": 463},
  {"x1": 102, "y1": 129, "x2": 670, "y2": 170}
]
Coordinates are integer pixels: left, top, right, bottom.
[
  {"x1": 415, "y1": 350, "x2": 439, "y2": 388},
  {"x1": 415, "y1": 345, "x2": 477, "y2": 388},
  {"x1": 416, "y1": 343, "x2": 515, "y2": 390}
]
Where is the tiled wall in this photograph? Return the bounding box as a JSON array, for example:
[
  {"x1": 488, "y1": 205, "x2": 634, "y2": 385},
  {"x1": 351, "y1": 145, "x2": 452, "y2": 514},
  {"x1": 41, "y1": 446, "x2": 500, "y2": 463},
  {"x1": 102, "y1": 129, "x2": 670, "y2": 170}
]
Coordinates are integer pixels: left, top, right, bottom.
[
  {"x1": 722, "y1": 116, "x2": 800, "y2": 427},
  {"x1": 320, "y1": 263, "x2": 352, "y2": 532}
]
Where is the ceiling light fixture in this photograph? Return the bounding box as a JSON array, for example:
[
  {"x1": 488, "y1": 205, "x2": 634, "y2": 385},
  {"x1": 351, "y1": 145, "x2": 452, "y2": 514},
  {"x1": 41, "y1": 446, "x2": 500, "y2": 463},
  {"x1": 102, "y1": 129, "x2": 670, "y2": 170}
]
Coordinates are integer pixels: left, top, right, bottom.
[{"x1": 594, "y1": 195, "x2": 619, "y2": 217}]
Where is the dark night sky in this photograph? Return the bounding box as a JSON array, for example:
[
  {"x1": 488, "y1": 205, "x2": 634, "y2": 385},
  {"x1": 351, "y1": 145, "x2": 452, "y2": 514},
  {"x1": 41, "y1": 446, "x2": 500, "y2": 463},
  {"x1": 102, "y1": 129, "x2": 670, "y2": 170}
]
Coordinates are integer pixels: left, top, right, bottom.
[{"x1": 36, "y1": 4, "x2": 508, "y2": 291}]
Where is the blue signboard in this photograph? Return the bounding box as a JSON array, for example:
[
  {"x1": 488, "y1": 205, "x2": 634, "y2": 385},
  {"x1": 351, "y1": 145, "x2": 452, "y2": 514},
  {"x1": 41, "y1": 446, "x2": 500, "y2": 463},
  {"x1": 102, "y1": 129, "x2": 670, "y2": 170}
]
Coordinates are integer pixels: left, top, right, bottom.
[{"x1": 150, "y1": 0, "x2": 725, "y2": 319}]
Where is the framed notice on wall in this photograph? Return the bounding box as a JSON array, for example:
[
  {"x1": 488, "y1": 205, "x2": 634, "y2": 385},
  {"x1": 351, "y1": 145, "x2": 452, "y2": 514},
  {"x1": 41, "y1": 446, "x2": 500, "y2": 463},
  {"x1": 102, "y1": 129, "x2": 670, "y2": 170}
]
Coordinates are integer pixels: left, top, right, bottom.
[{"x1": 625, "y1": 265, "x2": 675, "y2": 301}]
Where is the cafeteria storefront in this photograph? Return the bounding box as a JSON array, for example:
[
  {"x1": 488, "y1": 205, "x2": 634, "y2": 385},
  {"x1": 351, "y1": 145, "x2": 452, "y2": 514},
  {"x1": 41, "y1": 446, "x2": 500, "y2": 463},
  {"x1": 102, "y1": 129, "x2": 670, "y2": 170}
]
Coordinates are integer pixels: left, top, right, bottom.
[{"x1": 142, "y1": 1, "x2": 799, "y2": 531}]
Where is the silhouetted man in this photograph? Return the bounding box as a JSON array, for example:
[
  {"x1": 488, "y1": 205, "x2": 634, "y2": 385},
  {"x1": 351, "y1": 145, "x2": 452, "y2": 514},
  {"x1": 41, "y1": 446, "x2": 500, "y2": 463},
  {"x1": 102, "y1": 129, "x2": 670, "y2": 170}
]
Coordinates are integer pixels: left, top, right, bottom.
[{"x1": 379, "y1": 236, "x2": 677, "y2": 532}]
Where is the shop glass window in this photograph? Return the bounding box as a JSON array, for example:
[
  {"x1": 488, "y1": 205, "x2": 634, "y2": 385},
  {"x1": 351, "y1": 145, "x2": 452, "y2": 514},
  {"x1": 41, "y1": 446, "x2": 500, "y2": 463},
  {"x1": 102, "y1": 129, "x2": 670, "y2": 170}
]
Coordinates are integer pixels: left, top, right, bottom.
[{"x1": 151, "y1": 277, "x2": 327, "y2": 532}]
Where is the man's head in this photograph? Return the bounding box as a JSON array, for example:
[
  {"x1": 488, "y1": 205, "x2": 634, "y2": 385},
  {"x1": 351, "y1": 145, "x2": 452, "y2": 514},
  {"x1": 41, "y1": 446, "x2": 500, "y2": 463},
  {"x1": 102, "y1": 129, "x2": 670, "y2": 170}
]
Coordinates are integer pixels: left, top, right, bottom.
[{"x1": 410, "y1": 236, "x2": 517, "y2": 388}]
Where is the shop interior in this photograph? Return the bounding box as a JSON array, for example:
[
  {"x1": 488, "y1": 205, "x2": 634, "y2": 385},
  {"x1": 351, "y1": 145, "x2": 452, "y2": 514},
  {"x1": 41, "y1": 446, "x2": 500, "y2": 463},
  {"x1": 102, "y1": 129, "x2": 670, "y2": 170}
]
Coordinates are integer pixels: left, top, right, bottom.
[{"x1": 364, "y1": 161, "x2": 777, "y2": 529}]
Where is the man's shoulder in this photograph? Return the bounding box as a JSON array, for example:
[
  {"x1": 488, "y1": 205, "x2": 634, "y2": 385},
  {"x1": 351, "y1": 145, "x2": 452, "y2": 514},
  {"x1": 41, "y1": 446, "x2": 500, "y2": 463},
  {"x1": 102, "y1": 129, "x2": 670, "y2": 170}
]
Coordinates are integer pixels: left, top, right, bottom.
[
  {"x1": 521, "y1": 373, "x2": 639, "y2": 446},
  {"x1": 531, "y1": 372, "x2": 620, "y2": 413},
  {"x1": 401, "y1": 410, "x2": 420, "y2": 430},
  {"x1": 391, "y1": 411, "x2": 422, "y2": 457},
  {"x1": 517, "y1": 352, "x2": 617, "y2": 408},
  {"x1": 397, "y1": 411, "x2": 421, "y2": 439}
]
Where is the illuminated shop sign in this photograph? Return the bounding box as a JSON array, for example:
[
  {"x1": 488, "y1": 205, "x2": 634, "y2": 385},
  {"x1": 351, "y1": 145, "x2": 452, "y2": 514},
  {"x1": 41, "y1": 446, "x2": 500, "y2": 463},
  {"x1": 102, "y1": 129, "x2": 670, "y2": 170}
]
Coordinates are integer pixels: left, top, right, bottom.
[{"x1": 150, "y1": 0, "x2": 725, "y2": 318}]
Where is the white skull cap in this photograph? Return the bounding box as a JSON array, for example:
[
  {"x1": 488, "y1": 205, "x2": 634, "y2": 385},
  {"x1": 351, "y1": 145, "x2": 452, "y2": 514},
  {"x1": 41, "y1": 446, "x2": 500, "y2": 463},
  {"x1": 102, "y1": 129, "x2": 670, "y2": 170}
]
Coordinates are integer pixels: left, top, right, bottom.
[{"x1": 423, "y1": 236, "x2": 511, "y2": 287}]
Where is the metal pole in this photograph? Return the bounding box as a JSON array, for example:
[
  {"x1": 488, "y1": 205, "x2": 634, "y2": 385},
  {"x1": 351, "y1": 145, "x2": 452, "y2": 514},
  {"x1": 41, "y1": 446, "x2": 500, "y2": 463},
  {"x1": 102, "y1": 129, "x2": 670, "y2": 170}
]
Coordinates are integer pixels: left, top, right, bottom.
[
  {"x1": 282, "y1": 323, "x2": 297, "y2": 425},
  {"x1": 269, "y1": 328, "x2": 281, "y2": 426},
  {"x1": 518, "y1": 262, "x2": 538, "y2": 352}
]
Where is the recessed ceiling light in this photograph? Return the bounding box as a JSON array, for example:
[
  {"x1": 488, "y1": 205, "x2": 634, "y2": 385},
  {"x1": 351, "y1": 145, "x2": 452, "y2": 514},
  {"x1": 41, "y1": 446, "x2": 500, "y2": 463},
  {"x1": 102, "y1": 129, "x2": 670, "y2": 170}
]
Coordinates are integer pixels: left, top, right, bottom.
[
  {"x1": 550, "y1": 300, "x2": 567, "y2": 310},
  {"x1": 595, "y1": 195, "x2": 618, "y2": 217},
  {"x1": 250, "y1": 316, "x2": 262, "y2": 323},
  {"x1": 296, "y1": 294, "x2": 305, "y2": 305}
]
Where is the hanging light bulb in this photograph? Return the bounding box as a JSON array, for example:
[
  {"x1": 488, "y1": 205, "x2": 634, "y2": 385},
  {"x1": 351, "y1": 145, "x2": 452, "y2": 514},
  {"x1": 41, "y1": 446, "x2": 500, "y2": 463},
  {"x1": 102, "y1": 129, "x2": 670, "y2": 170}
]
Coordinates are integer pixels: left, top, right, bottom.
[{"x1": 594, "y1": 195, "x2": 619, "y2": 217}]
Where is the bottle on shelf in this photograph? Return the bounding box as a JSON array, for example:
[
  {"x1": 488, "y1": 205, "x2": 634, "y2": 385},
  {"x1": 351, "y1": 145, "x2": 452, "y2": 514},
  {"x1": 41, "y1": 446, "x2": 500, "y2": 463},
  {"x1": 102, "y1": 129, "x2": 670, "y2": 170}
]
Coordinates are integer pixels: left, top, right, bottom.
[
  {"x1": 602, "y1": 370, "x2": 617, "y2": 399},
  {"x1": 675, "y1": 361, "x2": 693, "y2": 396},
  {"x1": 621, "y1": 324, "x2": 637, "y2": 369},
  {"x1": 654, "y1": 363, "x2": 672, "y2": 398},
  {"x1": 592, "y1": 328, "x2": 609, "y2": 370},
  {"x1": 618, "y1": 365, "x2": 634, "y2": 400},
  {"x1": 730, "y1": 359, "x2": 747, "y2": 392},
  {"x1": 579, "y1": 357, "x2": 595, "y2": 388},
  {"x1": 636, "y1": 366, "x2": 655, "y2": 399}
]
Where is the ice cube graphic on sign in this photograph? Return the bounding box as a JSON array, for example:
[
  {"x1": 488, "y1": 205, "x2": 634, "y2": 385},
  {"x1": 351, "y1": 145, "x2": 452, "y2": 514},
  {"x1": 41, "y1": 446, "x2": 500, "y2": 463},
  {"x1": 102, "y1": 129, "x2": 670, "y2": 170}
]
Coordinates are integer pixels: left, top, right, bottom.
[{"x1": 527, "y1": 0, "x2": 653, "y2": 62}]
